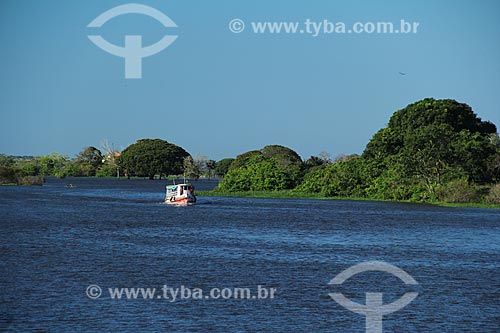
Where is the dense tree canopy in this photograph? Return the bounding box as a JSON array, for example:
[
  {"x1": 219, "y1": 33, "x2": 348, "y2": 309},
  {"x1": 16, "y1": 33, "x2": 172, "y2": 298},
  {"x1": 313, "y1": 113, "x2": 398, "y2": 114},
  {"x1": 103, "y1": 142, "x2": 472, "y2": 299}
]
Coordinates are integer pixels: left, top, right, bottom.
[
  {"x1": 297, "y1": 154, "x2": 367, "y2": 197},
  {"x1": 118, "y1": 139, "x2": 189, "y2": 179},
  {"x1": 260, "y1": 145, "x2": 303, "y2": 187},
  {"x1": 61, "y1": 146, "x2": 104, "y2": 177},
  {"x1": 0, "y1": 154, "x2": 43, "y2": 185},
  {"x1": 363, "y1": 98, "x2": 498, "y2": 195},
  {"x1": 217, "y1": 154, "x2": 291, "y2": 191},
  {"x1": 217, "y1": 145, "x2": 303, "y2": 191},
  {"x1": 0, "y1": 154, "x2": 15, "y2": 168},
  {"x1": 38, "y1": 153, "x2": 69, "y2": 177},
  {"x1": 215, "y1": 158, "x2": 235, "y2": 177},
  {"x1": 76, "y1": 146, "x2": 103, "y2": 168},
  {"x1": 229, "y1": 150, "x2": 263, "y2": 170},
  {"x1": 216, "y1": 98, "x2": 499, "y2": 204}
]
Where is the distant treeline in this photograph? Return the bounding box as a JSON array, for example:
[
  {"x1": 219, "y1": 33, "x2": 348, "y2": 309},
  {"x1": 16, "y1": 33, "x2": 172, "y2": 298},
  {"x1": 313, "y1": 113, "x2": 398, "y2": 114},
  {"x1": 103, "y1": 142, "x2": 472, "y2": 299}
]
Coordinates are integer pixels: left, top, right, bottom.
[
  {"x1": 0, "y1": 141, "x2": 233, "y2": 184},
  {"x1": 2, "y1": 98, "x2": 500, "y2": 205}
]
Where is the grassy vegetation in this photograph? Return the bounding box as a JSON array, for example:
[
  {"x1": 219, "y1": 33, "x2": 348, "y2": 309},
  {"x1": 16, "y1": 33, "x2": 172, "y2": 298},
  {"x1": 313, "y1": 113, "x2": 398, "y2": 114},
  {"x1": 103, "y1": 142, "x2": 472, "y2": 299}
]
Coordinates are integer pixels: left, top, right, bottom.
[
  {"x1": 435, "y1": 202, "x2": 500, "y2": 209},
  {"x1": 198, "y1": 190, "x2": 325, "y2": 199},
  {"x1": 197, "y1": 189, "x2": 500, "y2": 209}
]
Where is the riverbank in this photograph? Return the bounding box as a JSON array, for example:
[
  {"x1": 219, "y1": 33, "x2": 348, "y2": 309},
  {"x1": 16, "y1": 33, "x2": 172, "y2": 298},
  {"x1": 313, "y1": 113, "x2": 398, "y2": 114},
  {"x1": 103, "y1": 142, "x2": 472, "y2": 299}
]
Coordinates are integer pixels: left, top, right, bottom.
[
  {"x1": 197, "y1": 190, "x2": 500, "y2": 209},
  {"x1": 0, "y1": 172, "x2": 43, "y2": 186}
]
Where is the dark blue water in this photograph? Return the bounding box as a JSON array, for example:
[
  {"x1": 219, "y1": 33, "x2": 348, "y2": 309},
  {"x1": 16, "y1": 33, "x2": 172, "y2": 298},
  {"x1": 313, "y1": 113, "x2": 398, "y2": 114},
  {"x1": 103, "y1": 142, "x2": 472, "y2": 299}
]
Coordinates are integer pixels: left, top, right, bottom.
[{"x1": 1, "y1": 177, "x2": 499, "y2": 332}]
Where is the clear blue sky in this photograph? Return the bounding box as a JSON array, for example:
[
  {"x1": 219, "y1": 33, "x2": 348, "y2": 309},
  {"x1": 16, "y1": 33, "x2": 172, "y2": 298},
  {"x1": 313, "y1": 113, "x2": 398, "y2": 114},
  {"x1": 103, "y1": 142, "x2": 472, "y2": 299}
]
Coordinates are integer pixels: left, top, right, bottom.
[{"x1": 1, "y1": 0, "x2": 499, "y2": 161}]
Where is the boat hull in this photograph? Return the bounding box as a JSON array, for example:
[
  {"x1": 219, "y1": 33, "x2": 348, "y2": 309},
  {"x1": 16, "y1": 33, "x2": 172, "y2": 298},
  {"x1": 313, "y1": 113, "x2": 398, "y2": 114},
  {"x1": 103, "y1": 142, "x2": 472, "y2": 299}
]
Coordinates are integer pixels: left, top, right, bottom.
[{"x1": 165, "y1": 196, "x2": 196, "y2": 206}]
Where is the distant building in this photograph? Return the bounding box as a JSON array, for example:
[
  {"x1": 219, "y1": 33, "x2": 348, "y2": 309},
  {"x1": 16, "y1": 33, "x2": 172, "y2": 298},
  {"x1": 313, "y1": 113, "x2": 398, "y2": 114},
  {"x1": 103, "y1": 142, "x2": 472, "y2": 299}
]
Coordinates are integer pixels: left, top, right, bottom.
[{"x1": 102, "y1": 152, "x2": 121, "y2": 163}]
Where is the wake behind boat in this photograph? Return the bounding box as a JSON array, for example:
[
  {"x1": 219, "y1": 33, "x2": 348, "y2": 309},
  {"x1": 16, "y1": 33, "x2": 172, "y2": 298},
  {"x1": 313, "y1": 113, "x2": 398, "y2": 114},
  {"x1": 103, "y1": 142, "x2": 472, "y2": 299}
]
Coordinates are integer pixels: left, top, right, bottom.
[{"x1": 165, "y1": 183, "x2": 196, "y2": 205}]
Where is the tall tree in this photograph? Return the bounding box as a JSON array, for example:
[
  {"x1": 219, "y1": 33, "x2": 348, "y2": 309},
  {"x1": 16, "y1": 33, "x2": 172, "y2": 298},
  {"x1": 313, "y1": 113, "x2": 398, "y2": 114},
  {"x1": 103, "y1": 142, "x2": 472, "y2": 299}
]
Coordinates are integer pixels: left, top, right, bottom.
[
  {"x1": 206, "y1": 160, "x2": 217, "y2": 178},
  {"x1": 215, "y1": 158, "x2": 234, "y2": 177},
  {"x1": 38, "y1": 153, "x2": 68, "y2": 177},
  {"x1": 260, "y1": 145, "x2": 304, "y2": 187},
  {"x1": 76, "y1": 147, "x2": 103, "y2": 168},
  {"x1": 363, "y1": 98, "x2": 497, "y2": 193},
  {"x1": 217, "y1": 145, "x2": 303, "y2": 191},
  {"x1": 118, "y1": 139, "x2": 189, "y2": 179},
  {"x1": 183, "y1": 156, "x2": 201, "y2": 179},
  {"x1": 0, "y1": 154, "x2": 14, "y2": 168},
  {"x1": 100, "y1": 139, "x2": 121, "y2": 178}
]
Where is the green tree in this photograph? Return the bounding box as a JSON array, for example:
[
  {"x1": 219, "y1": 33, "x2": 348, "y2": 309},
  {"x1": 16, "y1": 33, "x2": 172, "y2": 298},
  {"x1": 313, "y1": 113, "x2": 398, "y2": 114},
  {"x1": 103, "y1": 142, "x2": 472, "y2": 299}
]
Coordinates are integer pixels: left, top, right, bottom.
[
  {"x1": 217, "y1": 155, "x2": 290, "y2": 191},
  {"x1": 100, "y1": 140, "x2": 121, "y2": 178},
  {"x1": 16, "y1": 159, "x2": 41, "y2": 176},
  {"x1": 215, "y1": 158, "x2": 235, "y2": 177},
  {"x1": 296, "y1": 156, "x2": 368, "y2": 197},
  {"x1": 96, "y1": 163, "x2": 121, "y2": 178},
  {"x1": 70, "y1": 146, "x2": 104, "y2": 176},
  {"x1": 38, "y1": 153, "x2": 69, "y2": 177},
  {"x1": 0, "y1": 154, "x2": 15, "y2": 168},
  {"x1": 0, "y1": 156, "x2": 43, "y2": 185},
  {"x1": 261, "y1": 145, "x2": 304, "y2": 188},
  {"x1": 0, "y1": 165, "x2": 17, "y2": 184},
  {"x1": 76, "y1": 146, "x2": 103, "y2": 168},
  {"x1": 229, "y1": 150, "x2": 263, "y2": 170},
  {"x1": 219, "y1": 145, "x2": 303, "y2": 190},
  {"x1": 118, "y1": 139, "x2": 189, "y2": 179},
  {"x1": 485, "y1": 183, "x2": 500, "y2": 204},
  {"x1": 260, "y1": 145, "x2": 304, "y2": 188},
  {"x1": 304, "y1": 156, "x2": 328, "y2": 171},
  {"x1": 485, "y1": 134, "x2": 500, "y2": 182},
  {"x1": 206, "y1": 160, "x2": 217, "y2": 178},
  {"x1": 362, "y1": 98, "x2": 497, "y2": 195},
  {"x1": 183, "y1": 156, "x2": 201, "y2": 179},
  {"x1": 57, "y1": 161, "x2": 95, "y2": 178}
]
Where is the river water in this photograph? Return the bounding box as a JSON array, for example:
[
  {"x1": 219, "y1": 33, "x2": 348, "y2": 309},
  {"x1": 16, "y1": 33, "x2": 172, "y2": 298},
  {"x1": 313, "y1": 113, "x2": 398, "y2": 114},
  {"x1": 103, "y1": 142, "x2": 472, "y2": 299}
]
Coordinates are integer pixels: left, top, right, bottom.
[{"x1": 0, "y1": 177, "x2": 499, "y2": 332}]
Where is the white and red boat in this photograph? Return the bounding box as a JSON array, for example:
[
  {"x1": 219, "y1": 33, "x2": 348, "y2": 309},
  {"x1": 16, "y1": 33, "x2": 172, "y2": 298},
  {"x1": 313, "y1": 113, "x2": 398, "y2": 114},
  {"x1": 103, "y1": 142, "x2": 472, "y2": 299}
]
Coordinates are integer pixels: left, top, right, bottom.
[{"x1": 165, "y1": 183, "x2": 196, "y2": 205}]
